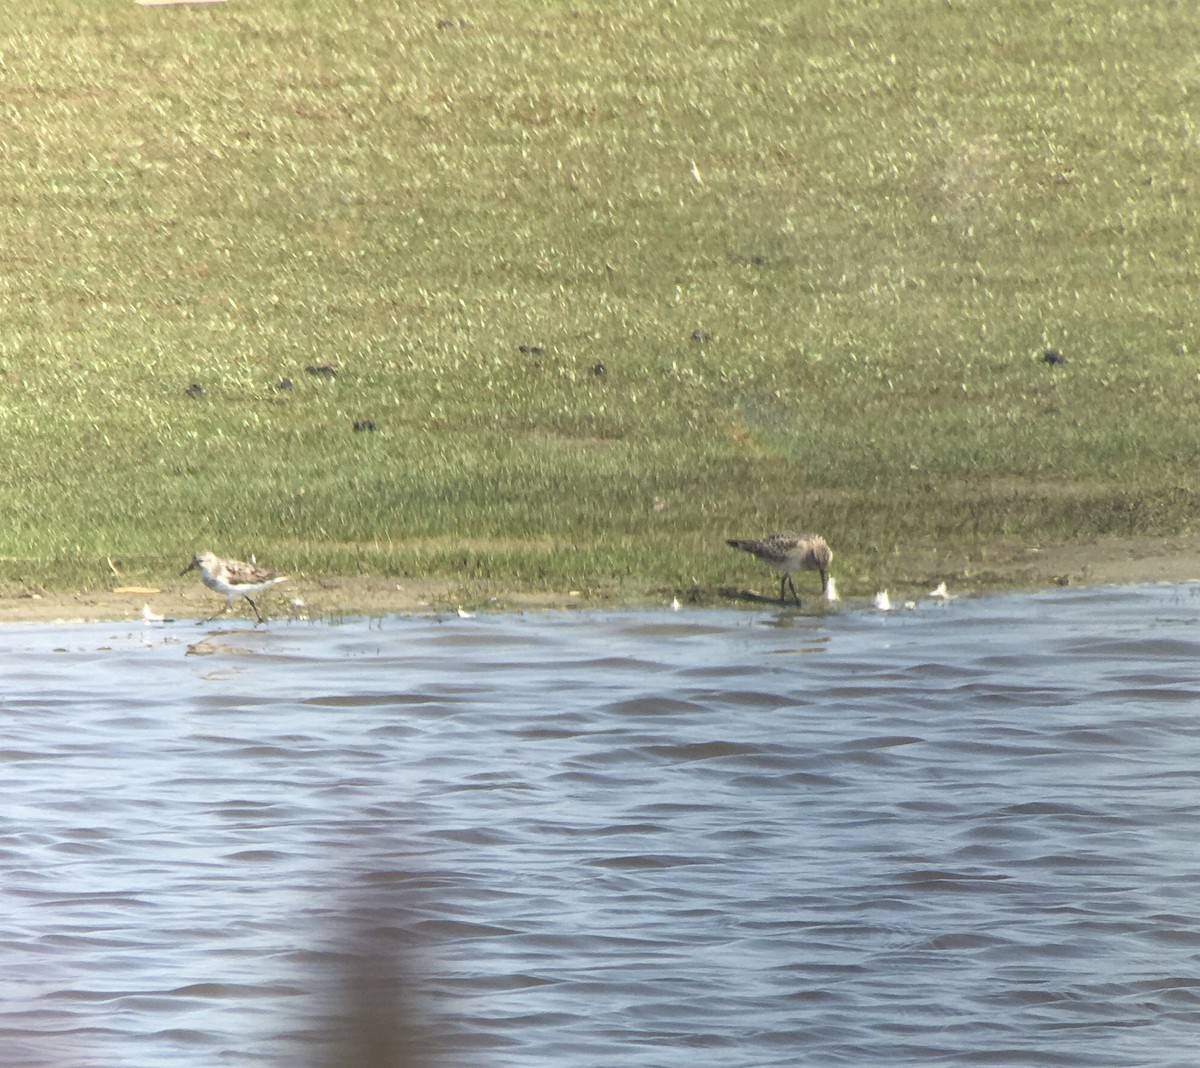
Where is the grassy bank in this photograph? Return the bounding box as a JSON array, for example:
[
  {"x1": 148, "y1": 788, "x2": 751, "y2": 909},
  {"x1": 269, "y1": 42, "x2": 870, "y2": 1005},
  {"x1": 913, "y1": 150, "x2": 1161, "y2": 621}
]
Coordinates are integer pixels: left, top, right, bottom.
[{"x1": 1, "y1": 1, "x2": 1198, "y2": 602}]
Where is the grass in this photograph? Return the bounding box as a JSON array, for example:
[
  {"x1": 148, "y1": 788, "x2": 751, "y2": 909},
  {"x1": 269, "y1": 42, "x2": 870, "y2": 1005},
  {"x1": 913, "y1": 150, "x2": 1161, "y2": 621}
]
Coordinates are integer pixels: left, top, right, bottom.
[{"x1": 1, "y1": 1, "x2": 1198, "y2": 601}]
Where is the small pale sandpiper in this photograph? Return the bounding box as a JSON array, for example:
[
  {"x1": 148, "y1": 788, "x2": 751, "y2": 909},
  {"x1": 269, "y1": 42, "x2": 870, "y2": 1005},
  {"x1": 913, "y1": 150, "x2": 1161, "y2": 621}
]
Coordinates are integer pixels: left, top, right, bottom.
[{"x1": 182, "y1": 550, "x2": 288, "y2": 624}]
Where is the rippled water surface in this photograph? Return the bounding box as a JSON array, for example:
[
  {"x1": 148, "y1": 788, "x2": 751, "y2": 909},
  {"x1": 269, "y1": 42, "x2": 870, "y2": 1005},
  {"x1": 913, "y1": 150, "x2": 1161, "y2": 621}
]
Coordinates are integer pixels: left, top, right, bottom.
[{"x1": 6, "y1": 584, "x2": 1200, "y2": 1066}]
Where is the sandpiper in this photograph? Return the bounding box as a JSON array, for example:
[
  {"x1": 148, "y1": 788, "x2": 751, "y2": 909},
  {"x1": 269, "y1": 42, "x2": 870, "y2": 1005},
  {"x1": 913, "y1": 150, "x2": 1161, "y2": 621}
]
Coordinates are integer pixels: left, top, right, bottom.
[
  {"x1": 726, "y1": 531, "x2": 832, "y2": 606},
  {"x1": 181, "y1": 550, "x2": 288, "y2": 624}
]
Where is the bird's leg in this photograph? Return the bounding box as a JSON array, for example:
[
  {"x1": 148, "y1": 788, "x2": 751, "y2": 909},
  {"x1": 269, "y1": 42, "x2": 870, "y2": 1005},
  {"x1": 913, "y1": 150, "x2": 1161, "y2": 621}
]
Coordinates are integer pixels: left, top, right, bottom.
[
  {"x1": 819, "y1": 569, "x2": 828, "y2": 596},
  {"x1": 778, "y1": 575, "x2": 787, "y2": 604},
  {"x1": 201, "y1": 601, "x2": 231, "y2": 626},
  {"x1": 786, "y1": 574, "x2": 801, "y2": 605},
  {"x1": 244, "y1": 595, "x2": 267, "y2": 624}
]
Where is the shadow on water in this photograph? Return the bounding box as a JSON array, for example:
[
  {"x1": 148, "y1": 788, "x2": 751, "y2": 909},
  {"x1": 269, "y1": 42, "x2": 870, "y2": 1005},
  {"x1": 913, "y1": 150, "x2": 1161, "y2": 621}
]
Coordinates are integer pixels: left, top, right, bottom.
[
  {"x1": 302, "y1": 885, "x2": 449, "y2": 1068},
  {"x1": 718, "y1": 586, "x2": 823, "y2": 610}
]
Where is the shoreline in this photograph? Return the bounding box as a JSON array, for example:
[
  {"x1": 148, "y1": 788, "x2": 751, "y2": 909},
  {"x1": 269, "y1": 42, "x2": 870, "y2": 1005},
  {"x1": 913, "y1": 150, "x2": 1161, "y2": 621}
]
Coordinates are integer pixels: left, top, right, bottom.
[{"x1": 0, "y1": 533, "x2": 1198, "y2": 625}]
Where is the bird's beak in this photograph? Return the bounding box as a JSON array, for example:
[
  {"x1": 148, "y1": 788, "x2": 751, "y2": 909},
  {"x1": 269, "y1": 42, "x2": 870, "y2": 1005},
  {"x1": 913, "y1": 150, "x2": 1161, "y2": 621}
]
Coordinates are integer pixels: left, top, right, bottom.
[{"x1": 180, "y1": 559, "x2": 198, "y2": 576}]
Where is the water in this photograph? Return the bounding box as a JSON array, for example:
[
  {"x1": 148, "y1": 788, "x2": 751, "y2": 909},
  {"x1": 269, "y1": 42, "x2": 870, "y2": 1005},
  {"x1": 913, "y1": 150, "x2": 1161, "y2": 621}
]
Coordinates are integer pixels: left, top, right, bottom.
[{"x1": 5, "y1": 584, "x2": 1200, "y2": 1067}]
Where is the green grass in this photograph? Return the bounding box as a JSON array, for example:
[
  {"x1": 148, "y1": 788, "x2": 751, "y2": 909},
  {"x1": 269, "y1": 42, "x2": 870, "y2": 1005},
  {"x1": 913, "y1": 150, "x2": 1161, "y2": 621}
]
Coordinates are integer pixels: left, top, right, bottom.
[{"x1": 1, "y1": 1, "x2": 1198, "y2": 599}]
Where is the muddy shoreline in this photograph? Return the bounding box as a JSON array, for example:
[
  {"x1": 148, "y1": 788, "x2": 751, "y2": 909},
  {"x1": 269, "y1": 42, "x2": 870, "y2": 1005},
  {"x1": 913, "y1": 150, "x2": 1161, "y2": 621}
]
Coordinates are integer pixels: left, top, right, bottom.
[{"x1": 0, "y1": 534, "x2": 1197, "y2": 625}]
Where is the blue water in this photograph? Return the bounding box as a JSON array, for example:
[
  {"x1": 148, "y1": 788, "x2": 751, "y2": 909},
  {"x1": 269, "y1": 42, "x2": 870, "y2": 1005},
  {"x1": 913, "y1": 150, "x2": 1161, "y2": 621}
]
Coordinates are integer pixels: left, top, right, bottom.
[{"x1": 4, "y1": 584, "x2": 1200, "y2": 1066}]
